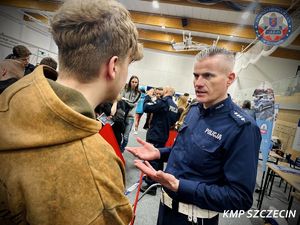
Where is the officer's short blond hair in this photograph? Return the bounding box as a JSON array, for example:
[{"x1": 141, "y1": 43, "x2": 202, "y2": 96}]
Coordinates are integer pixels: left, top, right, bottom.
[
  {"x1": 51, "y1": 0, "x2": 143, "y2": 82},
  {"x1": 195, "y1": 46, "x2": 235, "y2": 72}
]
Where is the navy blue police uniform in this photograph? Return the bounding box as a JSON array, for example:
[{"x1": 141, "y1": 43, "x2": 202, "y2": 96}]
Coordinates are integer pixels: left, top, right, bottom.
[
  {"x1": 144, "y1": 95, "x2": 179, "y2": 146},
  {"x1": 157, "y1": 96, "x2": 261, "y2": 225},
  {"x1": 143, "y1": 94, "x2": 179, "y2": 189}
]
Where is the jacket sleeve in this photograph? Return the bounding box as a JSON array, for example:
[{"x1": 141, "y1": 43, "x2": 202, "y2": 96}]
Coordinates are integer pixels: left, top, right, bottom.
[
  {"x1": 176, "y1": 123, "x2": 261, "y2": 212},
  {"x1": 143, "y1": 95, "x2": 167, "y2": 113},
  {"x1": 159, "y1": 147, "x2": 172, "y2": 162},
  {"x1": 88, "y1": 138, "x2": 133, "y2": 225}
]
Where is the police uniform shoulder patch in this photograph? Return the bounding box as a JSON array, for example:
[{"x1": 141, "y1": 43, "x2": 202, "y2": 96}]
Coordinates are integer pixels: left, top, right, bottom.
[{"x1": 230, "y1": 110, "x2": 250, "y2": 126}]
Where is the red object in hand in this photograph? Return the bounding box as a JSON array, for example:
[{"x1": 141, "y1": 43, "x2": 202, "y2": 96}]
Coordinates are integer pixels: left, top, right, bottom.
[{"x1": 99, "y1": 123, "x2": 125, "y2": 165}]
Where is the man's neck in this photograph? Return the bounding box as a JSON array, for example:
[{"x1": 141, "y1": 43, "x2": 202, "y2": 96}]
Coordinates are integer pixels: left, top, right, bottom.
[{"x1": 56, "y1": 73, "x2": 105, "y2": 109}]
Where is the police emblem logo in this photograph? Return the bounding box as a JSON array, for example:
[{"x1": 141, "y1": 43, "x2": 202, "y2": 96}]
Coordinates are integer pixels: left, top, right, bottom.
[{"x1": 254, "y1": 7, "x2": 292, "y2": 46}]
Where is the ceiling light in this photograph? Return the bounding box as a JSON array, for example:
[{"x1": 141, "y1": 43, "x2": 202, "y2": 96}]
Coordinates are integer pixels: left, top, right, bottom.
[
  {"x1": 152, "y1": 1, "x2": 159, "y2": 9},
  {"x1": 171, "y1": 32, "x2": 209, "y2": 51}
]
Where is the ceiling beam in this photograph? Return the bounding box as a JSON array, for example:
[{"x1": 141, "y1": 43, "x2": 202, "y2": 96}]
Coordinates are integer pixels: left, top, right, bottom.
[
  {"x1": 142, "y1": 0, "x2": 233, "y2": 11},
  {"x1": 138, "y1": 29, "x2": 247, "y2": 52},
  {"x1": 291, "y1": 36, "x2": 300, "y2": 46},
  {"x1": 23, "y1": 11, "x2": 49, "y2": 24},
  {"x1": 142, "y1": 0, "x2": 294, "y2": 11},
  {"x1": 141, "y1": 40, "x2": 300, "y2": 61},
  {"x1": 21, "y1": 12, "x2": 248, "y2": 52},
  {"x1": 130, "y1": 11, "x2": 256, "y2": 39},
  {"x1": 0, "y1": 0, "x2": 60, "y2": 12},
  {"x1": 22, "y1": 11, "x2": 245, "y2": 52},
  {"x1": 2, "y1": 0, "x2": 295, "y2": 13},
  {"x1": 0, "y1": 1, "x2": 256, "y2": 39},
  {"x1": 270, "y1": 48, "x2": 300, "y2": 61},
  {"x1": 237, "y1": 0, "x2": 295, "y2": 8},
  {"x1": 141, "y1": 40, "x2": 198, "y2": 55}
]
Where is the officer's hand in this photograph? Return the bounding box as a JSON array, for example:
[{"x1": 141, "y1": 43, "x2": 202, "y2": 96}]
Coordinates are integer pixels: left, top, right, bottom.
[
  {"x1": 134, "y1": 160, "x2": 179, "y2": 192},
  {"x1": 126, "y1": 137, "x2": 160, "y2": 160}
]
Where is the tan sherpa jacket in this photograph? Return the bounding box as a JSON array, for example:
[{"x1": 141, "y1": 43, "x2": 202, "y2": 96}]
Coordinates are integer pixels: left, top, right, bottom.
[{"x1": 0, "y1": 66, "x2": 133, "y2": 225}]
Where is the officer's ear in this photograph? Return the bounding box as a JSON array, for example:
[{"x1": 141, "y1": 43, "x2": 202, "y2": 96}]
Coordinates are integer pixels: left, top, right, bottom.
[{"x1": 226, "y1": 72, "x2": 235, "y2": 87}]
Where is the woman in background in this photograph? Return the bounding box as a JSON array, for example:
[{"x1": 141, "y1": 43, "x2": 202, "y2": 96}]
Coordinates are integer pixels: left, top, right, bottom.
[
  {"x1": 176, "y1": 94, "x2": 189, "y2": 117},
  {"x1": 120, "y1": 75, "x2": 141, "y2": 151},
  {"x1": 134, "y1": 86, "x2": 146, "y2": 135}
]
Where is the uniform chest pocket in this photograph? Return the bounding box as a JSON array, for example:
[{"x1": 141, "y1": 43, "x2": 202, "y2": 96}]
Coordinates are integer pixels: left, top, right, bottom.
[{"x1": 186, "y1": 133, "x2": 223, "y2": 171}]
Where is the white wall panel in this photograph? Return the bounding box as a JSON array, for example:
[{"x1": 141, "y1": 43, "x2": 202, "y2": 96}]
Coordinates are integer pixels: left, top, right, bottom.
[
  {"x1": 0, "y1": 6, "x2": 58, "y2": 64},
  {"x1": 129, "y1": 49, "x2": 195, "y2": 94},
  {"x1": 231, "y1": 55, "x2": 300, "y2": 103},
  {"x1": 0, "y1": 12, "x2": 22, "y2": 39},
  {"x1": 21, "y1": 26, "x2": 51, "y2": 51}
]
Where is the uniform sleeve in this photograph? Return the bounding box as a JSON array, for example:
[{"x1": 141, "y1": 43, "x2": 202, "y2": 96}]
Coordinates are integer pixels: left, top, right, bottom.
[
  {"x1": 177, "y1": 123, "x2": 261, "y2": 212},
  {"x1": 143, "y1": 96, "x2": 167, "y2": 113},
  {"x1": 159, "y1": 147, "x2": 172, "y2": 162}
]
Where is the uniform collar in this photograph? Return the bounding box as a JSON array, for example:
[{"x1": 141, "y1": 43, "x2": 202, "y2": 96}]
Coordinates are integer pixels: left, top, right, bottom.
[{"x1": 198, "y1": 95, "x2": 232, "y2": 116}]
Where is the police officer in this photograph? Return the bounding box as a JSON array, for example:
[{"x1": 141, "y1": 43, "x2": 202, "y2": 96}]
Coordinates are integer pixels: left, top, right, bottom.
[
  {"x1": 126, "y1": 46, "x2": 261, "y2": 225},
  {"x1": 141, "y1": 86, "x2": 179, "y2": 195}
]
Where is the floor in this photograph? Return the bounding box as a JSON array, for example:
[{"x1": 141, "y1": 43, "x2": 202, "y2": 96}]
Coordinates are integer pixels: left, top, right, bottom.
[{"x1": 124, "y1": 116, "x2": 300, "y2": 225}]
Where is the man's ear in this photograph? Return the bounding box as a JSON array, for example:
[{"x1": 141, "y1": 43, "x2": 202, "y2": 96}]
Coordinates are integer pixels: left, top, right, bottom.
[
  {"x1": 227, "y1": 72, "x2": 236, "y2": 87},
  {"x1": 107, "y1": 56, "x2": 118, "y2": 80}
]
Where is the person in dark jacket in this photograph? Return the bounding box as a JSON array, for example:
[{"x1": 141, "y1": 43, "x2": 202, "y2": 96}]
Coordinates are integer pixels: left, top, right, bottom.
[
  {"x1": 141, "y1": 86, "x2": 179, "y2": 195},
  {"x1": 111, "y1": 98, "x2": 131, "y2": 147},
  {"x1": 143, "y1": 87, "x2": 163, "y2": 129},
  {"x1": 95, "y1": 97, "x2": 130, "y2": 148},
  {"x1": 127, "y1": 46, "x2": 261, "y2": 225}
]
